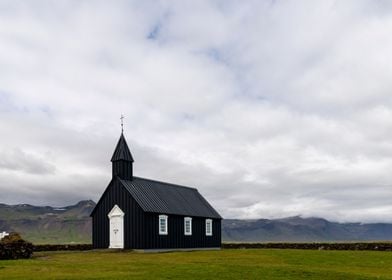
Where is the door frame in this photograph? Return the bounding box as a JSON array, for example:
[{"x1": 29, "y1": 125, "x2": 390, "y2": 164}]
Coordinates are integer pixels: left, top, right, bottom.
[{"x1": 107, "y1": 204, "x2": 125, "y2": 249}]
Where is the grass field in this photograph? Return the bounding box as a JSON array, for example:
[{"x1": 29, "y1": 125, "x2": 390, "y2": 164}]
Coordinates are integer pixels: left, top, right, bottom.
[{"x1": 1, "y1": 249, "x2": 392, "y2": 279}]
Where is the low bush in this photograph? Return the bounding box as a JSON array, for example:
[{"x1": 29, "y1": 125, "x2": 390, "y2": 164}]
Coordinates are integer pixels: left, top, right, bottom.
[{"x1": 0, "y1": 232, "x2": 33, "y2": 259}]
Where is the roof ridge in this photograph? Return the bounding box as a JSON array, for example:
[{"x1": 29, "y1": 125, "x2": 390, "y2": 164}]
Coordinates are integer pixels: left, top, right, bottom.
[{"x1": 127, "y1": 176, "x2": 198, "y2": 191}]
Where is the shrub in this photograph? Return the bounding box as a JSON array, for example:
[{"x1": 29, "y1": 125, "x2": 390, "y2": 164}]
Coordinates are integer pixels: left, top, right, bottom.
[
  {"x1": 0, "y1": 232, "x2": 33, "y2": 259},
  {"x1": 1, "y1": 232, "x2": 23, "y2": 244}
]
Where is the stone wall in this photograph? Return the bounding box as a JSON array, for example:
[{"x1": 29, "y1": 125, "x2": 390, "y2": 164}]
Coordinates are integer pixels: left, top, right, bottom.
[
  {"x1": 0, "y1": 242, "x2": 33, "y2": 259},
  {"x1": 222, "y1": 242, "x2": 392, "y2": 251},
  {"x1": 30, "y1": 242, "x2": 392, "y2": 252},
  {"x1": 33, "y1": 244, "x2": 93, "y2": 252},
  {"x1": 0, "y1": 233, "x2": 33, "y2": 259}
]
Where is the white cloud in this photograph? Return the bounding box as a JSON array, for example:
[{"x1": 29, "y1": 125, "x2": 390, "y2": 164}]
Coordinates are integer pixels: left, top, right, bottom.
[{"x1": 0, "y1": 0, "x2": 392, "y2": 222}]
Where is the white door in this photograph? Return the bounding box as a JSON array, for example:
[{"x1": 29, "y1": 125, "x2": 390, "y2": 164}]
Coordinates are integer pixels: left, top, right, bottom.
[{"x1": 108, "y1": 205, "x2": 124, "y2": 249}]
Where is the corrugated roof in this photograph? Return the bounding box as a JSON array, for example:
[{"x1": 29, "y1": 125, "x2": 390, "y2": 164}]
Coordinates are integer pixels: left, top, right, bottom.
[
  {"x1": 119, "y1": 177, "x2": 221, "y2": 219},
  {"x1": 111, "y1": 133, "x2": 134, "y2": 162}
]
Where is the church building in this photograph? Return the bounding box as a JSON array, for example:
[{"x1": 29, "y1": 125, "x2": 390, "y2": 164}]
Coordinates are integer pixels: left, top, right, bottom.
[{"x1": 90, "y1": 132, "x2": 222, "y2": 250}]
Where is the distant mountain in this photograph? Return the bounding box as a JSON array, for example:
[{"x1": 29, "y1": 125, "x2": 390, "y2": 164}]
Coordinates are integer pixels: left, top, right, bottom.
[
  {"x1": 1, "y1": 200, "x2": 392, "y2": 244},
  {"x1": 0, "y1": 200, "x2": 95, "y2": 244},
  {"x1": 223, "y1": 217, "x2": 392, "y2": 242}
]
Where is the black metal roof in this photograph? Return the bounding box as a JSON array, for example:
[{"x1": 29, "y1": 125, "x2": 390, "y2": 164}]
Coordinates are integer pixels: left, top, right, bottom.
[
  {"x1": 111, "y1": 133, "x2": 134, "y2": 162},
  {"x1": 119, "y1": 177, "x2": 222, "y2": 219}
]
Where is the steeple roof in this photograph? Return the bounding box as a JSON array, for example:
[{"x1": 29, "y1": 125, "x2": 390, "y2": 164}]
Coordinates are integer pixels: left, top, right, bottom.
[{"x1": 111, "y1": 133, "x2": 134, "y2": 162}]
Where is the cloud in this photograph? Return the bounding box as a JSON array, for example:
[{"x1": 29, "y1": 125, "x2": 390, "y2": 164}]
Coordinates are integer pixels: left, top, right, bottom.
[
  {"x1": 0, "y1": 148, "x2": 55, "y2": 174},
  {"x1": 0, "y1": 0, "x2": 392, "y2": 222}
]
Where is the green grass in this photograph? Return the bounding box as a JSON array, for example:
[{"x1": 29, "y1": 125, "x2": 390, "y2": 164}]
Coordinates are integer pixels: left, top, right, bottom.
[
  {"x1": 20, "y1": 229, "x2": 91, "y2": 245},
  {"x1": 1, "y1": 249, "x2": 392, "y2": 279}
]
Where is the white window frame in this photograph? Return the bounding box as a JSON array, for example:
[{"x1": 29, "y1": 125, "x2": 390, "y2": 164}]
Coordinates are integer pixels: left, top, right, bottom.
[
  {"x1": 184, "y1": 217, "x2": 192, "y2": 236},
  {"x1": 206, "y1": 219, "x2": 213, "y2": 236},
  {"x1": 159, "y1": 215, "x2": 168, "y2": 235}
]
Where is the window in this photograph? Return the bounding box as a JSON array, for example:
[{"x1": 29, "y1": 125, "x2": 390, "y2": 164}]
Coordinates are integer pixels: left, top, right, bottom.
[
  {"x1": 184, "y1": 217, "x2": 192, "y2": 235},
  {"x1": 159, "y1": 215, "x2": 168, "y2": 235},
  {"x1": 206, "y1": 219, "x2": 212, "y2": 236}
]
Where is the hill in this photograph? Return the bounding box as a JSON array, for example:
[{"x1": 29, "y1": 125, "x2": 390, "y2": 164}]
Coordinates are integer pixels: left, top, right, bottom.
[
  {"x1": 222, "y1": 217, "x2": 392, "y2": 242},
  {"x1": 0, "y1": 200, "x2": 95, "y2": 244},
  {"x1": 1, "y1": 200, "x2": 392, "y2": 244}
]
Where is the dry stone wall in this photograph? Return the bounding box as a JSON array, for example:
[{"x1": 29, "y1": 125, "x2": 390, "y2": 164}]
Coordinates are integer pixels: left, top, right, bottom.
[{"x1": 222, "y1": 242, "x2": 392, "y2": 251}]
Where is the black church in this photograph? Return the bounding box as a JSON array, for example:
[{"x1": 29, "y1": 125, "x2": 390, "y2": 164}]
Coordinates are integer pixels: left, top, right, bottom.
[{"x1": 90, "y1": 132, "x2": 222, "y2": 250}]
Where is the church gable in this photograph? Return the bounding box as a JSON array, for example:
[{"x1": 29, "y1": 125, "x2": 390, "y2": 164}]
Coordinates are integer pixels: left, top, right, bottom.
[
  {"x1": 91, "y1": 178, "x2": 146, "y2": 249},
  {"x1": 90, "y1": 177, "x2": 138, "y2": 217}
]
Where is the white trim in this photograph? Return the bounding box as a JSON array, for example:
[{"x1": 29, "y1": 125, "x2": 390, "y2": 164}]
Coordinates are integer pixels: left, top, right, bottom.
[
  {"x1": 184, "y1": 217, "x2": 192, "y2": 236},
  {"x1": 206, "y1": 219, "x2": 212, "y2": 236},
  {"x1": 159, "y1": 215, "x2": 168, "y2": 235},
  {"x1": 107, "y1": 204, "x2": 125, "y2": 218},
  {"x1": 108, "y1": 205, "x2": 125, "y2": 249}
]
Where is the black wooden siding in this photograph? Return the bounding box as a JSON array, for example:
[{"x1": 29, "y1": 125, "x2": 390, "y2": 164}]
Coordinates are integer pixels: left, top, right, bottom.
[
  {"x1": 143, "y1": 213, "x2": 221, "y2": 249},
  {"x1": 92, "y1": 179, "x2": 221, "y2": 249},
  {"x1": 92, "y1": 178, "x2": 145, "y2": 249},
  {"x1": 112, "y1": 160, "x2": 133, "y2": 180}
]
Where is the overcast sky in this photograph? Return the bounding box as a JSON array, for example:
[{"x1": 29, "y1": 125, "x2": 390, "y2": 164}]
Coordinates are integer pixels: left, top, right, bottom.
[{"x1": 1, "y1": 0, "x2": 392, "y2": 223}]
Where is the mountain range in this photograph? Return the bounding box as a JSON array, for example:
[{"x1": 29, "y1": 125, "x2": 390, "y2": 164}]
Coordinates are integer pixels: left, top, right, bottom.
[
  {"x1": 223, "y1": 217, "x2": 392, "y2": 242},
  {"x1": 1, "y1": 200, "x2": 392, "y2": 244},
  {"x1": 0, "y1": 200, "x2": 95, "y2": 244}
]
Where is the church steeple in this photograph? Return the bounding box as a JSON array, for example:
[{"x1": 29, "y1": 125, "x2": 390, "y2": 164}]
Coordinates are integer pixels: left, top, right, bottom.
[
  {"x1": 111, "y1": 132, "x2": 134, "y2": 180},
  {"x1": 111, "y1": 132, "x2": 134, "y2": 162}
]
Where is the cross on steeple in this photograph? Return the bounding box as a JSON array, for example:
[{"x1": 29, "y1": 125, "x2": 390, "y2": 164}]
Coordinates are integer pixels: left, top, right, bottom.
[{"x1": 120, "y1": 114, "x2": 124, "y2": 133}]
